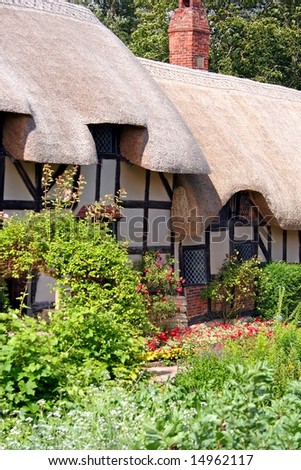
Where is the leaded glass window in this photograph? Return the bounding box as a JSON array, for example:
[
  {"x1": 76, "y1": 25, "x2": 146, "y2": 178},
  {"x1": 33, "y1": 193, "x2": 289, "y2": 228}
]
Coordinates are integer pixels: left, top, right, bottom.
[
  {"x1": 89, "y1": 124, "x2": 118, "y2": 158},
  {"x1": 182, "y1": 246, "x2": 208, "y2": 285},
  {"x1": 232, "y1": 242, "x2": 257, "y2": 261}
]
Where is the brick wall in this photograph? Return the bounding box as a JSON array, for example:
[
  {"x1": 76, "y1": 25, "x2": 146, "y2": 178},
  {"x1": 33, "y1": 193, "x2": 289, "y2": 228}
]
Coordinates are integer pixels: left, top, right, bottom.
[
  {"x1": 168, "y1": 0, "x2": 210, "y2": 70},
  {"x1": 185, "y1": 285, "x2": 208, "y2": 320},
  {"x1": 185, "y1": 285, "x2": 255, "y2": 320}
]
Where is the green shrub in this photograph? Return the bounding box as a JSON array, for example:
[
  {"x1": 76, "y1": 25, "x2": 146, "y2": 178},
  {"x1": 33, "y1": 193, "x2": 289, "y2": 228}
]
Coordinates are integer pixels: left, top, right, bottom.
[
  {"x1": 0, "y1": 166, "x2": 150, "y2": 414},
  {"x1": 175, "y1": 350, "x2": 234, "y2": 393},
  {"x1": 257, "y1": 262, "x2": 301, "y2": 319},
  {"x1": 4, "y1": 363, "x2": 301, "y2": 450},
  {"x1": 137, "y1": 251, "x2": 184, "y2": 326},
  {"x1": 0, "y1": 312, "x2": 65, "y2": 415},
  {"x1": 0, "y1": 305, "x2": 146, "y2": 415},
  {"x1": 201, "y1": 253, "x2": 262, "y2": 321},
  {"x1": 51, "y1": 306, "x2": 146, "y2": 382},
  {"x1": 174, "y1": 321, "x2": 301, "y2": 399}
]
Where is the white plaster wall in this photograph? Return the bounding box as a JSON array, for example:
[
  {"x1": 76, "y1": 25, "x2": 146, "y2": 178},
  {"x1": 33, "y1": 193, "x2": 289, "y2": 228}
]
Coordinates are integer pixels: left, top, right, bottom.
[
  {"x1": 4, "y1": 159, "x2": 35, "y2": 200},
  {"x1": 234, "y1": 225, "x2": 253, "y2": 241},
  {"x1": 120, "y1": 161, "x2": 145, "y2": 200},
  {"x1": 80, "y1": 164, "x2": 97, "y2": 203},
  {"x1": 210, "y1": 229, "x2": 229, "y2": 275},
  {"x1": 149, "y1": 172, "x2": 172, "y2": 201},
  {"x1": 100, "y1": 160, "x2": 116, "y2": 198},
  {"x1": 148, "y1": 209, "x2": 171, "y2": 246},
  {"x1": 287, "y1": 230, "x2": 299, "y2": 263},
  {"x1": 118, "y1": 208, "x2": 144, "y2": 247},
  {"x1": 271, "y1": 226, "x2": 283, "y2": 261}
]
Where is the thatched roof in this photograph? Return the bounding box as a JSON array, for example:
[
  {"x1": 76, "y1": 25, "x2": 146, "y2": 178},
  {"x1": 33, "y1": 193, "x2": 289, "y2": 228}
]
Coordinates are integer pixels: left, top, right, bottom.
[
  {"x1": 0, "y1": 0, "x2": 209, "y2": 174},
  {"x1": 141, "y1": 59, "x2": 301, "y2": 230},
  {"x1": 2, "y1": 1, "x2": 300, "y2": 229}
]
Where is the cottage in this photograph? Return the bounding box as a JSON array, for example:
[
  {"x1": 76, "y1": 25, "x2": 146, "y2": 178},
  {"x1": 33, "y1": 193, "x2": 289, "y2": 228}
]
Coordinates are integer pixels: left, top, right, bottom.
[{"x1": 1, "y1": 0, "x2": 300, "y2": 321}]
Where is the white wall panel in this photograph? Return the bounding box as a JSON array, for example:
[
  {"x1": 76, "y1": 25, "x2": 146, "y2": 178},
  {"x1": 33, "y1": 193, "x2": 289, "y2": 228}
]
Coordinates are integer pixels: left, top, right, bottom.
[{"x1": 287, "y1": 230, "x2": 299, "y2": 263}]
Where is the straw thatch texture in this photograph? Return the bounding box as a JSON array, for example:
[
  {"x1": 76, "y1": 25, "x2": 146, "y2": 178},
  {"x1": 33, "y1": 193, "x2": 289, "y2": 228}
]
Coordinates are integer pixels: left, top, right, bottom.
[
  {"x1": 0, "y1": 0, "x2": 208, "y2": 174},
  {"x1": 141, "y1": 59, "x2": 301, "y2": 230}
]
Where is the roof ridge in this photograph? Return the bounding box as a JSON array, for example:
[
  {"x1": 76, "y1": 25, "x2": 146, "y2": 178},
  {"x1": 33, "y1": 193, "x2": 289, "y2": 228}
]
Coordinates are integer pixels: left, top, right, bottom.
[
  {"x1": 139, "y1": 58, "x2": 301, "y2": 103},
  {"x1": 0, "y1": 0, "x2": 99, "y2": 24}
]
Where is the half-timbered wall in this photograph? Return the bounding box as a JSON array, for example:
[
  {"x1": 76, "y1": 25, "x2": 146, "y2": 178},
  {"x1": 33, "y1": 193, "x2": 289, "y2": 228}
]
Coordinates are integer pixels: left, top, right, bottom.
[
  {"x1": 267, "y1": 227, "x2": 300, "y2": 264},
  {"x1": 0, "y1": 119, "x2": 174, "y2": 312},
  {"x1": 179, "y1": 190, "x2": 301, "y2": 321},
  {"x1": 210, "y1": 229, "x2": 230, "y2": 275},
  {"x1": 1, "y1": 113, "x2": 301, "y2": 317},
  {"x1": 287, "y1": 231, "x2": 299, "y2": 263}
]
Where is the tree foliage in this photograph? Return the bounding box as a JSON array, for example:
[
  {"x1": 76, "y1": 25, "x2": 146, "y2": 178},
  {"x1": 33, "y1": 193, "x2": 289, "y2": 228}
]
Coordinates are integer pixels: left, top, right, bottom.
[
  {"x1": 129, "y1": 0, "x2": 177, "y2": 62},
  {"x1": 70, "y1": 0, "x2": 138, "y2": 43},
  {"x1": 205, "y1": 0, "x2": 301, "y2": 89},
  {"x1": 69, "y1": 0, "x2": 301, "y2": 89}
]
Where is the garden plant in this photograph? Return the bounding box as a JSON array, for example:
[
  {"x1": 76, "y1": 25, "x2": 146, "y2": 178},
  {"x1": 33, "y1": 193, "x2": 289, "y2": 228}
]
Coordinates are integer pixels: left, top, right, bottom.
[{"x1": 1, "y1": 167, "x2": 301, "y2": 450}]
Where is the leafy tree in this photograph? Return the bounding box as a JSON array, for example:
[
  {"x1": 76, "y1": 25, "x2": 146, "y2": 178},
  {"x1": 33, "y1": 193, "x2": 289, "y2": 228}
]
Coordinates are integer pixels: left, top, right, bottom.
[
  {"x1": 129, "y1": 0, "x2": 177, "y2": 62},
  {"x1": 68, "y1": 0, "x2": 138, "y2": 44},
  {"x1": 206, "y1": 0, "x2": 301, "y2": 89},
  {"x1": 68, "y1": 0, "x2": 301, "y2": 88}
]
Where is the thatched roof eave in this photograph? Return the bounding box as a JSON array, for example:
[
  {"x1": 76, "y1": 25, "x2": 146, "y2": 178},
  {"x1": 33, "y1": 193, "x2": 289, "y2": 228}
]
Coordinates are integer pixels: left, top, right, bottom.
[
  {"x1": 140, "y1": 59, "x2": 301, "y2": 230},
  {"x1": 0, "y1": 0, "x2": 209, "y2": 174}
]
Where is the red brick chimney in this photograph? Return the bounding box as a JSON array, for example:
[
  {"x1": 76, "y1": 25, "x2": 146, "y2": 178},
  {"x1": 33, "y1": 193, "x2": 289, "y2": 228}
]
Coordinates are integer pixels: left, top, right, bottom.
[{"x1": 168, "y1": 0, "x2": 210, "y2": 70}]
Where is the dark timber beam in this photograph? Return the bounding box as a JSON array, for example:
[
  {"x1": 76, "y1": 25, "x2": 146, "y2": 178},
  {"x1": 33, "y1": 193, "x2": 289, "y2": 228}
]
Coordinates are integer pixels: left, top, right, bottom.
[
  {"x1": 258, "y1": 234, "x2": 270, "y2": 262},
  {"x1": 143, "y1": 170, "x2": 150, "y2": 252},
  {"x1": 122, "y1": 200, "x2": 172, "y2": 210},
  {"x1": 0, "y1": 149, "x2": 5, "y2": 211},
  {"x1": 158, "y1": 172, "x2": 173, "y2": 200},
  {"x1": 282, "y1": 230, "x2": 287, "y2": 262},
  {"x1": 267, "y1": 225, "x2": 272, "y2": 261},
  {"x1": 128, "y1": 245, "x2": 172, "y2": 255},
  {"x1": 9, "y1": 156, "x2": 36, "y2": 200}
]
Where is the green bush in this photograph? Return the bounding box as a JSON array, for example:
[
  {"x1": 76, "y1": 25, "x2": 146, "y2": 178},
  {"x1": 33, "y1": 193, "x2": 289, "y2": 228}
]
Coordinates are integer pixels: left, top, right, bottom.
[
  {"x1": 174, "y1": 321, "x2": 301, "y2": 398},
  {"x1": 0, "y1": 305, "x2": 146, "y2": 415},
  {"x1": 175, "y1": 350, "x2": 233, "y2": 393},
  {"x1": 0, "y1": 166, "x2": 150, "y2": 414},
  {"x1": 201, "y1": 253, "x2": 262, "y2": 321},
  {"x1": 257, "y1": 262, "x2": 301, "y2": 319},
  {"x1": 0, "y1": 312, "x2": 65, "y2": 415},
  {"x1": 3, "y1": 363, "x2": 301, "y2": 450}
]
